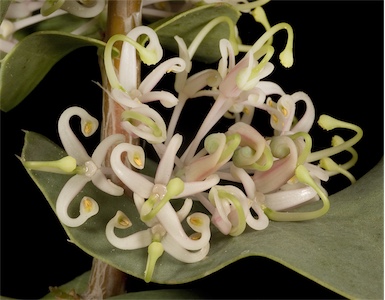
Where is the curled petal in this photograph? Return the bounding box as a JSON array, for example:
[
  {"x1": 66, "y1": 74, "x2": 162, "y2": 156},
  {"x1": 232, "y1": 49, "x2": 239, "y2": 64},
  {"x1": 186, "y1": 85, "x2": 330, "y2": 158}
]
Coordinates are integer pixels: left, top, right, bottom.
[
  {"x1": 154, "y1": 134, "x2": 183, "y2": 185},
  {"x1": 290, "y1": 91, "x2": 315, "y2": 133},
  {"x1": 176, "y1": 198, "x2": 193, "y2": 221},
  {"x1": 91, "y1": 134, "x2": 125, "y2": 167},
  {"x1": 227, "y1": 122, "x2": 266, "y2": 167},
  {"x1": 111, "y1": 89, "x2": 142, "y2": 109},
  {"x1": 209, "y1": 185, "x2": 247, "y2": 236},
  {"x1": 211, "y1": 209, "x2": 232, "y2": 235},
  {"x1": 108, "y1": 27, "x2": 162, "y2": 92},
  {"x1": 247, "y1": 196, "x2": 269, "y2": 230},
  {"x1": 218, "y1": 38, "x2": 236, "y2": 79},
  {"x1": 256, "y1": 81, "x2": 285, "y2": 96},
  {"x1": 174, "y1": 36, "x2": 191, "y2": 93},
  {"x1": 91, "y1": 170, "x2": 124, "y2": 196},
  {"x1": 162, "y1": 233, "x2": 210, "y2": 263},
  {"x1": 265, "y1": 185, "x2": 317, "y2": 211},
  {"x1": 267, "y1": 94, "x2": 295, "y2": 133},
  {"x1": 121, "y1": 106, "x2": 167, "y2": 144},
  {"x1": 305, "y1": 162, "x2": 329, "y2": 182},
  {"x1": 139, "y1": 57, "x2": 186, "y2": 94},
  {"x1": 157, "y1": 202, "x2": 210, "y2": 251},
  {"x1": 184, "y1": 133, "x2": 226, "y2": 181},
  {"x1": 133, "y1": 193, "x2": 158, "y2": 228},
  {"x1": 127, "y1": 26, "x2": 163, "y2": 65},
  {"x1": 183, "y1": 69, "x2": 221, "y2": 98},
  {"x1": 110, "y1": 143, "x2": 154, "y2": 198},
  {"x1": 230, "y1": 165, "x2": 256, "y2": 199},
  {"x1": 242, "y1": 88, "x2": 266, "y2": 108},
  {"x1": 58, "y1": 106, "x2": 97, "y2": 164},
  {"x1": 56, "y1": 174, "x2": 92, "y2": 227},
  {"x1": 253, "y1": 136, "x2": 298, "y2": 193},
  {"x1": 219, "y1": 54, "x2": 249, "y2": 97},
  {"x1": 60, "y1": 0, "x2": 106, "y2": 17},
  {"x1": 179, "y1": 174, "x2": 220, "y2": 198},
  {"x1": 140, "y1": 91, "x2": 179, "y2": 108},
  {"x1": 106, "y1": 211, "x2": 152, "y2": 250},
  {"x1": 185, "y1": 133, "x2": 240, "y2": 182}
]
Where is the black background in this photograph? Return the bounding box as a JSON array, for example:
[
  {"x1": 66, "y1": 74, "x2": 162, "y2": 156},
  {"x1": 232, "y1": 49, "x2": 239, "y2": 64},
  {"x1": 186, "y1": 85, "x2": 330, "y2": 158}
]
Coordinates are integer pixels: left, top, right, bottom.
[{"x1": 1, "y1": 1, "x2": 383, "y2": 299}]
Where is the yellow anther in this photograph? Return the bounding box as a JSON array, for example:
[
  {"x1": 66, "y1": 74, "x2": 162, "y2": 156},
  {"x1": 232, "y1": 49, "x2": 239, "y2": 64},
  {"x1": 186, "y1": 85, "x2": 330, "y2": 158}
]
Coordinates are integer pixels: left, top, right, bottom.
[
  {"x1": 83, "y1": 197, "x2": 94, "y2": 212},
  {"x1": 84, "y1": 121, "x2": 94, "y2": 136},
  {"x1": 189, "y1": 216, "x2": 203, "y2": 227},
  {"x1": 189, "y1": 232, "x2": 202, "y2": 240},
  {"x1": 287, "y1": 174, "x2": 298, "y2": 184},
  {"x1": 272, "y1": 114, "x2": 278, "y2": 123},
  {"x1": 243, "y1": 107, "x2": 250, "y2": 115},
  {"x1": 280, "y1": 106, "x2": 288, "y2": 116},
  {"x1": 133, "y1": 154, "x2": 142, "y2": 167},
  {"x1": 118, "y1": 215, "x2": 132, "y2": 228}
]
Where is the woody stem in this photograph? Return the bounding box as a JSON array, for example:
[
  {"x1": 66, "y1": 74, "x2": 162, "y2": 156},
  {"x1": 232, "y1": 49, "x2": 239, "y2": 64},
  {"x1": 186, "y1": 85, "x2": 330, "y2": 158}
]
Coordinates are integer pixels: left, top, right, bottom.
[{"x1": 82, "y1": 1, "x2": 142, "y2": 299}]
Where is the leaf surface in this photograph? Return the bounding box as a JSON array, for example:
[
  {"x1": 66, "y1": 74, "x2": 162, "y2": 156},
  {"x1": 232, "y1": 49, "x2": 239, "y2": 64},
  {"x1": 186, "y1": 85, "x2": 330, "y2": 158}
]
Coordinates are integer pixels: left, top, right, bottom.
[
  {"x1": 147, "y1": 3, "x2": 241, "y2": 63},
  {"x1": 0, "y1": 31, "x2": 108, "y2": 112},
  {"x1": 22, "y1": 131, "x2": 383, "y2": 299},
  {"x1": 0, "y1": 0, "x2": 11, "y2": 23}
]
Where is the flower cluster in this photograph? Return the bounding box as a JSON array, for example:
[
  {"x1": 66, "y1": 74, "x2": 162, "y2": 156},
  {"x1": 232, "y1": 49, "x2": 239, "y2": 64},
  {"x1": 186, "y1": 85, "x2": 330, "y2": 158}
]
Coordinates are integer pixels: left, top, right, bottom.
[{"x1": 21, "y1": 0, "x2": 362, "y2": 283}]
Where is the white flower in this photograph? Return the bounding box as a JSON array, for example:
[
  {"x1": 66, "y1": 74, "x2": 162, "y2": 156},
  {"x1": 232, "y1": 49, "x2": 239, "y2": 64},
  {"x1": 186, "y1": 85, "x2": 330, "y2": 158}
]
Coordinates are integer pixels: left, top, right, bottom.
[
  {"x1": 110, "y1": 134, "x2": 219, "y2": 250},
  {"x1": 103, "y1": 26, "x2": 186, "y2": 144},
  {"x1": 55, "y1": 106, "x2": 125, "y2": 227},
  {"x1": 180, "y1": 21, "x2": 294, "y2": 164},
  {"x1": 106, "y1": 200, "x2": 210, "y2": 283}
]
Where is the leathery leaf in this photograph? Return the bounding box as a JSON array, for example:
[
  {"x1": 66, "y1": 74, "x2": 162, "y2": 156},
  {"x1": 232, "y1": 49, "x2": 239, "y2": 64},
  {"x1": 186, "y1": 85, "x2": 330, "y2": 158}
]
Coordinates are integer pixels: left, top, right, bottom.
[
  {"x1": 146, "y1": 3, "x2": 241, "y2": 63},
  {"x1": 22, "y1": 131, "x2": 383, "y2": 299},
  {"x1": 0, "y1": 31, "x2": 111, "y2": 112}
]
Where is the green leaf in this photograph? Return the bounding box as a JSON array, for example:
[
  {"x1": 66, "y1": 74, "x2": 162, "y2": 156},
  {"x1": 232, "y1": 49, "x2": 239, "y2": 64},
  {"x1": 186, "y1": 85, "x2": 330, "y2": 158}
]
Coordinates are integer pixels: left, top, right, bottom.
[
  {"x1": 0, "y1": 0, "x2": 12, "y2": 24},
  {"x1": 22, "y1": 131, "x2": 383, "y2": 299},
  {"x1": 13, "y1": 14, "x2": 103, "y2": 41},
  {"x1": 147, "y1": 3, "x2": 241, "y2": 63},
  {"x1": 0, "y1": 31, "x2": 109, "y2": 112}
]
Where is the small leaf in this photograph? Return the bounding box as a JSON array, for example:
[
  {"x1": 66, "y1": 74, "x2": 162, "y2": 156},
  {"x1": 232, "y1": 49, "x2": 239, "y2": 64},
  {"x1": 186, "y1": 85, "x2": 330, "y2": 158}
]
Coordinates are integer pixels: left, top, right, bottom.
[
  {"x1": 22, "y1": 131, "x2": 383, "y2": 299},
  {"x1": 147, "y1": 3, "x2": 241, "y2": 63},
  {"x1": 0, "y1": 31, "x2": 110, "y2": 112}
]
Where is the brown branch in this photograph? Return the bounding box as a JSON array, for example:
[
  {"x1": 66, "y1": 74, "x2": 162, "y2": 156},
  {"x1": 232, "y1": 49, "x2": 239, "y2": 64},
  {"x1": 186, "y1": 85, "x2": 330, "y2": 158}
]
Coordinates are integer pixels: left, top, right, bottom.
[{"x1": 82, "y1": 1, "x2": 142, "y2": 299}]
